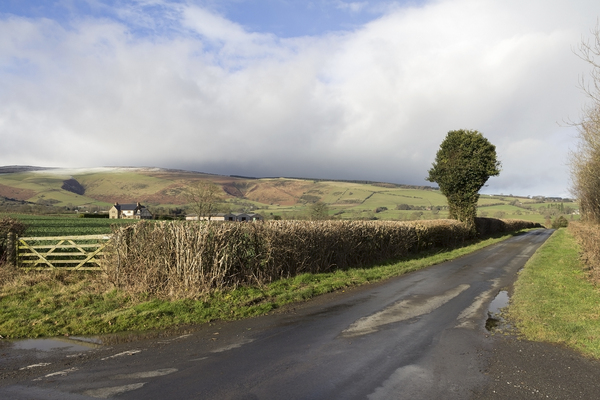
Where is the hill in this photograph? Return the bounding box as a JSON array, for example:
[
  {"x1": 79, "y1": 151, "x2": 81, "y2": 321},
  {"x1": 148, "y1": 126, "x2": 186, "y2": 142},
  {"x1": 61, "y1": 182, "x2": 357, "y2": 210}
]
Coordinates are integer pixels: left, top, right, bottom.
[{"x1": 0, "y1": 166, "x2": 575, "y2": 222}]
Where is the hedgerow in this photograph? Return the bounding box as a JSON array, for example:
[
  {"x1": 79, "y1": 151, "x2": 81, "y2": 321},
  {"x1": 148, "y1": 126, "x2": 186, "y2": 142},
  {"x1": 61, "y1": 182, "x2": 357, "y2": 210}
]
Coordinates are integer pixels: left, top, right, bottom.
[{"x1": 101, "y1": 218, "x2": 540, "y2": 299}]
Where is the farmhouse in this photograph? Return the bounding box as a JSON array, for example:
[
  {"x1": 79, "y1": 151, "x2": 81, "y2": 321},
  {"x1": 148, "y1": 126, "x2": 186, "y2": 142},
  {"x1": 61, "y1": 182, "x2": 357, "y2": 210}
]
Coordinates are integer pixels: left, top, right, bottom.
[
  {"x1": 185, "y1": 213, "x2": 263, "y2": 222},
  {"x1": 109, "y1": 202, "x2": 153, "y2": 219}
]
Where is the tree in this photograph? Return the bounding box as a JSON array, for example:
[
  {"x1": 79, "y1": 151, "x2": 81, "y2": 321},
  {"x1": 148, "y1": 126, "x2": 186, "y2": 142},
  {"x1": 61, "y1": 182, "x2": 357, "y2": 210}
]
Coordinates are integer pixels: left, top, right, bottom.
[
  {"x1": 426, "y1": 129, "x2": 501, "y2": 234},
  {"x1": 570, "y1": 23, "x2": 600, "y2": 223},
  {"x1": 309, "y1": 201, "x2": 330, "y2": 220},
  {"x1": 183, "y1": 180, "x2": 223, "y2": 221}
]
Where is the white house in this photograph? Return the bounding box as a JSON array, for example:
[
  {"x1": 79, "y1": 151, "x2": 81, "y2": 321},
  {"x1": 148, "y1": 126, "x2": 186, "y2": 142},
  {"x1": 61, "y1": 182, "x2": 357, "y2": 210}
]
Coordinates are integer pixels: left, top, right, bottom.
[{"x1": 109, "y1": 202, "x2": 153, "y2": 219}]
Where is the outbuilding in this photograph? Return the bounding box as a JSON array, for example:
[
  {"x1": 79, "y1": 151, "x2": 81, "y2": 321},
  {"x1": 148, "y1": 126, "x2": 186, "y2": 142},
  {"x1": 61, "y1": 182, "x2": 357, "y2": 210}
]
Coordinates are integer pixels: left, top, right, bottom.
[{"x1": 185, "y1": 213, "x2": 263, "y2": 221}]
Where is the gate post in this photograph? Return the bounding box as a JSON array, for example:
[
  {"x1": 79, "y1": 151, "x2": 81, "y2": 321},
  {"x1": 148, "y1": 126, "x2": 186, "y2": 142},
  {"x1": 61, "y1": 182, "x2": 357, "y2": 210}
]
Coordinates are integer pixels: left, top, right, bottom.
[{"x1": 6, "y1": 232, "x2": 16, "y2": 267}]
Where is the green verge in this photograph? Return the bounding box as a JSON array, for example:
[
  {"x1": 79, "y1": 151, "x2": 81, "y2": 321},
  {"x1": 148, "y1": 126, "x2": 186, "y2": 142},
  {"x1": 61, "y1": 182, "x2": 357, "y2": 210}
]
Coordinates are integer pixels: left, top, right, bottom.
[
  {"x1": 509, "y1": 228, "x2": 600, "y2": 359},
  {"x1": 1, "y1": 232, "x2": 524, "y2": 339}
]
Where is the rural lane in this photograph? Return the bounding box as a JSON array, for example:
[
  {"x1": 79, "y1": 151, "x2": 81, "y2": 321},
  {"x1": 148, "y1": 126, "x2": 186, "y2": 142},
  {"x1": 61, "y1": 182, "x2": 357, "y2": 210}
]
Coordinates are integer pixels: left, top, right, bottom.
[{"x1": 1, "y1": 229, "x2": 571, "y2": 399}]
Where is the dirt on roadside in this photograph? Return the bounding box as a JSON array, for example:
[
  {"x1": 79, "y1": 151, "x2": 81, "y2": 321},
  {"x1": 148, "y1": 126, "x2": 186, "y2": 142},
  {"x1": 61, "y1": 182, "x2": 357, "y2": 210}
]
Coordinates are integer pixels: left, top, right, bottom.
[{"x1": 474, "y1": 334, "x2": 600, "y2": 399}]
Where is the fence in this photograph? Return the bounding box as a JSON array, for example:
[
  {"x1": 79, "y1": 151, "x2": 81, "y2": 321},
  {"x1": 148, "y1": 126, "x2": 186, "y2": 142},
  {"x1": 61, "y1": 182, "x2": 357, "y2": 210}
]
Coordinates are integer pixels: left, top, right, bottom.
[{"x1": 15, "y1": 234, "x2": 111, "y2": 270}]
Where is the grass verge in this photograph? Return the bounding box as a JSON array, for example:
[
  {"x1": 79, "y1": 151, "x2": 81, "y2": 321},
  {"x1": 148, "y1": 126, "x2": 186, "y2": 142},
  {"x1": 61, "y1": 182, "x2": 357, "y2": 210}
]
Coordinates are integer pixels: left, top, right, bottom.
[
  {"x1": 1, "y1": 231, "x2": 526, "y2": 339},
  {"x1": 510, "y1": 228, "x2": 600, "y2": 359}
]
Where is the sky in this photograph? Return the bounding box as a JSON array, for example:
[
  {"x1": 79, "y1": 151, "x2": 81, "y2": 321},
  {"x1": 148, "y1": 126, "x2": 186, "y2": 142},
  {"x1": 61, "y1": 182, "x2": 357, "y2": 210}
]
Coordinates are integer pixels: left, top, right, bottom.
[{"x1": 0, "y1": 0, "x2": 598, "y2": 197}]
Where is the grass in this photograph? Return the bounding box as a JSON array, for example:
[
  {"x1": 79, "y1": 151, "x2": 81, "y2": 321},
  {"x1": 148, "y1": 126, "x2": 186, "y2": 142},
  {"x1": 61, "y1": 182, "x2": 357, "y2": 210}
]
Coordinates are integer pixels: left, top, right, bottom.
[
  {"x1": 5, "y1": 213, "x2": 137, "y2": 236},
  {"x1": 75, "y1": 171, "x2": 174, "y2": 199},
  {"x1": 0, "y1": 231, "x2": 521, "y2": 339},
  {"x1": 509, "y1": 228, "x2": 600, "y2": 358}
]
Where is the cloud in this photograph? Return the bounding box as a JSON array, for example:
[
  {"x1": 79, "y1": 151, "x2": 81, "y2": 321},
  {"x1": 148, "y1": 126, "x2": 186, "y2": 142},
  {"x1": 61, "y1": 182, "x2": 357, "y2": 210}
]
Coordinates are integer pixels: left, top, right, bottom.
[
  {"x1": 335, "y1": 1, "x2": 369, "y2": 13},
  {"x1": 0, "y1": 0, "x2": 597, "y2": 196}
]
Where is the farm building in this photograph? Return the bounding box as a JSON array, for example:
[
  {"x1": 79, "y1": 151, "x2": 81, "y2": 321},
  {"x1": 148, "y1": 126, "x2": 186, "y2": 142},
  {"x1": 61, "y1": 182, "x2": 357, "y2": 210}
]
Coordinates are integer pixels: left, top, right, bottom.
[
  {"x1": 109, "y1": 202, "x2": 153, "y2": 219},
  {"x1": 185, "y1": 213, "x2": 263, "y2": 222}
]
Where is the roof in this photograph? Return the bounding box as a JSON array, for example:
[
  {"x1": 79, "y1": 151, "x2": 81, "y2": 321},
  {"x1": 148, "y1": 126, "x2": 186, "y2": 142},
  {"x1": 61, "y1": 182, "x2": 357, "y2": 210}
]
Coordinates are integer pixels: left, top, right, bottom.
[{"x1": 112, "y1": 203, "x2": 146, "y2": 211}]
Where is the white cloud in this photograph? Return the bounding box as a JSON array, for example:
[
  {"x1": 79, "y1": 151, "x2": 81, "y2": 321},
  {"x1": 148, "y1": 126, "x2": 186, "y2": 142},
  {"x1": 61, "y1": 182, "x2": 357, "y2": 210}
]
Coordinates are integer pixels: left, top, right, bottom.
[
  {"x1": 335, "y1": 1, "x2": 369, "y2": 13},
  {"x1": 0, "y1": 0, "x2": 597, "y2": 196}
]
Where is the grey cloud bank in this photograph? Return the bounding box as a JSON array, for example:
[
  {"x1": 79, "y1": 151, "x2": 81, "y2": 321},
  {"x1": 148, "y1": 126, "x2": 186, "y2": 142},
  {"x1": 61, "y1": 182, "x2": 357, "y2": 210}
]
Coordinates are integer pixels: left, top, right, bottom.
[{"x1": 0, "y1": 0, "x2": 596, "y2": 197}]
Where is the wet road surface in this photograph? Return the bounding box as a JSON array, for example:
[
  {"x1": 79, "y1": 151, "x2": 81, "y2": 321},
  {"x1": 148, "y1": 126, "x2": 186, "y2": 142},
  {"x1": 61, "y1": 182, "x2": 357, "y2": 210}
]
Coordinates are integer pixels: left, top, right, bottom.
[{"x1": 0, "y1": 229, "x2": 560, "y2": 399}]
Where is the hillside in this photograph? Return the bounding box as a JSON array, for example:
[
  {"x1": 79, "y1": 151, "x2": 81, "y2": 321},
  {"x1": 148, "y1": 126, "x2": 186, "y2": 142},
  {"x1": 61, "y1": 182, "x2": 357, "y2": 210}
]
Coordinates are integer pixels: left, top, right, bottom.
[{"x1": 0, "y1": 166, "x2": 575, "y2": 222}]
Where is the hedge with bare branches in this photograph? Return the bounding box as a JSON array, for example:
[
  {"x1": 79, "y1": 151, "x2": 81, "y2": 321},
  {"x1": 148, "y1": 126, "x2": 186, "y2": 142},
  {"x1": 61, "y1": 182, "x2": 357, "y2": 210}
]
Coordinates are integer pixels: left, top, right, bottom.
[
  {"x1": 99, "y1": 218, "x2": 540, "y2": 300},
  {"x1": 568, "y1": 222, "x2": 600, "y2": 283},
  {"x1": 570, "y1": 23, "x2": 600, "y2": 222}
]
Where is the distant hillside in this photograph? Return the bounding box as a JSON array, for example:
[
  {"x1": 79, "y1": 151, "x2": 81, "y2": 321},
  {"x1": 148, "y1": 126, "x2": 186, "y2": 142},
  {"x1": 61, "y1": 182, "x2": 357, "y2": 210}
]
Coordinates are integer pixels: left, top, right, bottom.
[
  {"x1": 0, "y1": 166, "x2": 576, "y2": 223},
  {"x1": 0, "y1": 166, "x2": 438, "y2": 207},
  {"x1": 0, "y1": 165, "x2": 54, "y2": 174}
]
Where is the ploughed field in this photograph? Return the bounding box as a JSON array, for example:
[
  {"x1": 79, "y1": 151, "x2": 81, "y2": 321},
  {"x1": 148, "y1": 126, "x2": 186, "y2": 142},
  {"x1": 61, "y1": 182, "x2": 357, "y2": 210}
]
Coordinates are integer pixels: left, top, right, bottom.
[{"x1": 6, "y1": 214, "x2": 136, "y2": 237}]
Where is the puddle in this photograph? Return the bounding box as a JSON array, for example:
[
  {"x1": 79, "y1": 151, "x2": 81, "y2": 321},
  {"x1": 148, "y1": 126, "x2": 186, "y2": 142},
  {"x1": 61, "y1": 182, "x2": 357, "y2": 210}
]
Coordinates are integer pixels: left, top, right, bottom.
[
  {"x1": 488, "y1": 290, "x2": 509, "y2": 315},
  {"x1": 12, "y1": 337, "x2": 101, "y2": 352},
  {"x1": 486, "y1": 290, "x2": 509, "y2": 332},
  {"x1": 9, "y1": 324, "x2": 201, "y2": 352}
]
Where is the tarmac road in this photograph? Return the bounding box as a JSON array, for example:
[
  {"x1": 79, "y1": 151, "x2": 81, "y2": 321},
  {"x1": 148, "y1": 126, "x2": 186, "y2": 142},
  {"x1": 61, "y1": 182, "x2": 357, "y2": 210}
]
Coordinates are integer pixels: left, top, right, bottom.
[{"x1": 4, "y1": 229, "x2": 597, "y2": 399}]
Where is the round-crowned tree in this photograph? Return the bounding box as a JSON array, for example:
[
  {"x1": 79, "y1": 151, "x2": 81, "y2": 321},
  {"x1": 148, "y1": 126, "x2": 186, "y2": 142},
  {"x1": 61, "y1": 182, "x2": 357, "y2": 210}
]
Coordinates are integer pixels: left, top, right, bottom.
[{"x1": 426, "y1": 129, "x2": 501, "y2": 234}]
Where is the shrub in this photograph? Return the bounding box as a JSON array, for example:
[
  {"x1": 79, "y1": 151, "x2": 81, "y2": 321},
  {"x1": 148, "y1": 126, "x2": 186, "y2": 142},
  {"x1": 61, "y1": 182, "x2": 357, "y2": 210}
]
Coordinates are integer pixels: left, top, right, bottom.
[
  {"x1": 552, "y1": 216, "x2": 569, "y2": 229},
  {"x1": 0, "y1": 217, "x2": 27, "y2": 267},
  {"x1": 474, "y1": 217, "x2": 541, "y2": 237},
  {"x1": 77, "y1": 213, "x2": 109, "y2": 219},
  {"x1": 569, "y1": 222, "x2": 600, "y2": 283}
]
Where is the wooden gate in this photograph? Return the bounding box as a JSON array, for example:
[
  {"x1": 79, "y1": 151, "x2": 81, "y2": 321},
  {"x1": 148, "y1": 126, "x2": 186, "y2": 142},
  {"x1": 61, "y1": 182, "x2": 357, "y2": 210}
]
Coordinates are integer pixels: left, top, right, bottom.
[{"x1": 17, "y1": 235, "x2": 111, "y2": 270}]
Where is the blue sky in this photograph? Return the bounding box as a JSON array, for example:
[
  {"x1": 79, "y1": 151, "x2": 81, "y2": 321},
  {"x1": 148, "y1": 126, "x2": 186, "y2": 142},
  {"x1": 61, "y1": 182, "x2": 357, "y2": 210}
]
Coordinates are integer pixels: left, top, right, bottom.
[
  {"x1": 0, "y1": 0, "x2": 598, "y2": 196},
  {"x1": 2, "y1": 0, "x2": 418, "y2": 37}
]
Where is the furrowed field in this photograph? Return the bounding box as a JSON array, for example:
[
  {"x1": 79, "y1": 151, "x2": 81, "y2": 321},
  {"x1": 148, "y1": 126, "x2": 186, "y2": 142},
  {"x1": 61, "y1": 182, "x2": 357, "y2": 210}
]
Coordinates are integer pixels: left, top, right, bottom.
[{"x1": 5, "y1": 214, "x2": 137, "y2": 237}]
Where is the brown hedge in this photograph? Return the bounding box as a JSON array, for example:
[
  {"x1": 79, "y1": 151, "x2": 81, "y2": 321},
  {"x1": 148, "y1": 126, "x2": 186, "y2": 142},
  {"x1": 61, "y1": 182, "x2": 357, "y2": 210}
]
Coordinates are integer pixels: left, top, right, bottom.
[
  {"x1": 475, "y1": 217, "x2": 542, "y2": 236},
  {"x1": 568, "y1": 222, "x2": 600, "y2": 284},
  {"x1": 100, "y1": 218, "x2": 540, "y2": 299}
]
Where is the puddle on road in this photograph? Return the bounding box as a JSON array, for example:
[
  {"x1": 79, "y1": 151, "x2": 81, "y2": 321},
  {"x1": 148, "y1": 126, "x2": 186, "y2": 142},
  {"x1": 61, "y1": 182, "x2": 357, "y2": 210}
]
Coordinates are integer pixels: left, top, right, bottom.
[
  {"x1": 485, "y1": 290, "x2": 509, "y2": 332},
  {"x1": 12, "y1": 336, "x2": 101, "y2": 352},
  {"x1": 8, "y1": 325, "x2": 200, "y2": 353},
  {"x1": 488, "y1": 290, "x2": 509, "y2": 315}
]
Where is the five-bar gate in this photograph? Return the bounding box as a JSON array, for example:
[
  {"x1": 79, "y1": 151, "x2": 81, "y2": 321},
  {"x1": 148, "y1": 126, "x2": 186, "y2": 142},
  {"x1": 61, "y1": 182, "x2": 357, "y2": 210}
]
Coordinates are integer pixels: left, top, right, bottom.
[{"x1": 16, "y1": 235, "x2": 111, "y2": 270}]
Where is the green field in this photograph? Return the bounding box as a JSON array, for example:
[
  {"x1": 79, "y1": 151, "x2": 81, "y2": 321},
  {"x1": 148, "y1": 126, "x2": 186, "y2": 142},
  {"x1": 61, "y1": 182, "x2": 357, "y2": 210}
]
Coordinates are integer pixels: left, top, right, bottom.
[{"x1": 4, "y1": 214, "x2": 137, "y2": 237}]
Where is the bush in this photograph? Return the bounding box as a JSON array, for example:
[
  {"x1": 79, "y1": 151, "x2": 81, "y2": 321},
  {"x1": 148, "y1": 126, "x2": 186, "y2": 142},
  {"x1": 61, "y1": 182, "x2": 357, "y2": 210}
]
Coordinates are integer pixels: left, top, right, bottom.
[
  {"x1": 0, "y1": 217, "x2": 27, "y2": 265},
  {"x1": 569, "y1": 222, "x2": 600, "y2": 283},
  {"x1": 552, "y1": 216, "x2": 569, "y2": 229},
  {"x1": 78, "y1": 213, "x2": 109, "y2": 219},
  {"x1": 474, "y1": 217, "x2": 542, "y2": 237}
]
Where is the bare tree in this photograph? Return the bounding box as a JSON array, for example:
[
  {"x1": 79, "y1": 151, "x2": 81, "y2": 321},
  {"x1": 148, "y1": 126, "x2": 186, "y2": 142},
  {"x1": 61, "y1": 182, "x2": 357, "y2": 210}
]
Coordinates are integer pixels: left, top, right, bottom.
[
  {"x1": 183, "y1": 180, "x2": 223, "y2": 221},
  {"x1": 571, "y1": 23, "x2": 600, "y2": 223}
]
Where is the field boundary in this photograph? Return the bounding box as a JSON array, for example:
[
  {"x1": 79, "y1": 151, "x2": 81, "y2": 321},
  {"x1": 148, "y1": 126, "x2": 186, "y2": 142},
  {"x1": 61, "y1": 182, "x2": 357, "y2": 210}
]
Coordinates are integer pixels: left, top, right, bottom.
[{"x1": 16, "y1": 234, "x2": 111, "y2": 270}]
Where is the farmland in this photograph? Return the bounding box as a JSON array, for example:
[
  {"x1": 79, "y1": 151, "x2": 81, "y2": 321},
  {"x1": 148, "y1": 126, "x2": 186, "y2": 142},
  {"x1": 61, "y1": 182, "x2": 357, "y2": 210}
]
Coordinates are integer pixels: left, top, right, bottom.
[
  {"x1": 0, "y1": 166, "x2": 577, "y2": 228},
  {"x1": 5, "y1": 214, "x2": 137, "y2": 237}
]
